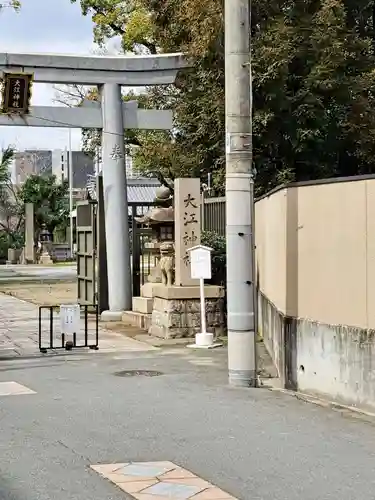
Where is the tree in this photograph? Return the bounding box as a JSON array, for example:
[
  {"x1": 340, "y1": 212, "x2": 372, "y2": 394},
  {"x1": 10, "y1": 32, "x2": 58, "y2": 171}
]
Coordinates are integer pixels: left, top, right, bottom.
[
  {"x1": 73, "y1": 0, "x2": 375, "y2": 196},
  {"x1": 19, "y1": 175, "x2": 70, "y2": 239},
  {"x1": 0, "y1": 146, "x2": 24, "y2": 246},
  {"x1": 0, "y1": 1, "x2": 21, "y2": 10},
  {"x1": 72, "y1": 0, "x2": 226, "y2": 191},
  {"x1": 70, "y1": 0, "x2": 156, "y2": 53},
  {"x1": 252, "y1": 0, "x2": 375, "y2": 192}
]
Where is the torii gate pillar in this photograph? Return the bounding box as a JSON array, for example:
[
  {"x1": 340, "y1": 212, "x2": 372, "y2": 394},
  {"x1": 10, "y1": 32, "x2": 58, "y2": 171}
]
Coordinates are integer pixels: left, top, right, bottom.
[{"x1": 100, "y1": 83, "x2": 131, "y2": 319}]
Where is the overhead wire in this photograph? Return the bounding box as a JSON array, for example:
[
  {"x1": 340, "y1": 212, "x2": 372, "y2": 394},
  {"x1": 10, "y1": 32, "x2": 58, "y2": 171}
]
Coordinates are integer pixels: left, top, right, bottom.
[{"x1": 9, "y1": 111, "x2": 167, "y2": 140}]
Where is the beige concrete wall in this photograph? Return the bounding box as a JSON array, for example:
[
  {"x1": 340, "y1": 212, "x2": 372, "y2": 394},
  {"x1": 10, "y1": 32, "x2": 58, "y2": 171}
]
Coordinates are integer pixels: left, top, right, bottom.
[
  {"x1": 255, "y1": 177, "x2": 375, "y2": 330},
  {"x1": 255, "y1": 188, "x2": 287, "y2": 314}
]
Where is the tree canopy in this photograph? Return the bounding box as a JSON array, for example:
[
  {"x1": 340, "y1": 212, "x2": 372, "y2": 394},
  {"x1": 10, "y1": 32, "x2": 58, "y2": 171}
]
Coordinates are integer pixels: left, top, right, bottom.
[
  {"x1": 19, "y1": 175, "x2": 70, "y2": 237},
  {"x1": 0, "y1": 146, "x2": 23, "y2": 247},
  {"x1": 0, "y1": 147, "x2": 69, "y2": 259},
  {"x1": 72, "y1": 0, "x2": 375, "y2": 195}
]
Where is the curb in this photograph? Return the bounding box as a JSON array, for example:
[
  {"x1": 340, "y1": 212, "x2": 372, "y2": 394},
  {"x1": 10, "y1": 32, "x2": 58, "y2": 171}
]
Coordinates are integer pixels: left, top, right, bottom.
[{"x1": 268, "y1": 386, "x2": 375, "y2": 420}]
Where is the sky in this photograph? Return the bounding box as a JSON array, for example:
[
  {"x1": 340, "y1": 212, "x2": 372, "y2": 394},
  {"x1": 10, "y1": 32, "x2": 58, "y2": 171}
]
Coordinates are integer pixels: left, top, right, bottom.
[{"x1": 0, "y1": 0, "x2": 120, "y2": 151}]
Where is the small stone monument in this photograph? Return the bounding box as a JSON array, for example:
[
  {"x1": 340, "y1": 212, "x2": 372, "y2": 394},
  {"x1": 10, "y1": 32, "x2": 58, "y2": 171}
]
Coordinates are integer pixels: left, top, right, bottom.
[{"x1": 23, "y1": 203, "x2": 35, "y2": 264}]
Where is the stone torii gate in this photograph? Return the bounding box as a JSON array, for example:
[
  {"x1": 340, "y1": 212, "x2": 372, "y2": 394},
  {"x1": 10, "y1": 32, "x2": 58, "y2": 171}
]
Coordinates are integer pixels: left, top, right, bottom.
[{"x1": 0, "y1": 51, "x2": 188, "y2": 320}]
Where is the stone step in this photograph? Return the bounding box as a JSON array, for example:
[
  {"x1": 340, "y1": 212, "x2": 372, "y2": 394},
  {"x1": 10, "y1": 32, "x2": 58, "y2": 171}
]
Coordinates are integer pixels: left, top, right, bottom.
[
  {"x1": 132, "y1": 296, "x2": 153, "y2": 314},
  {"x1": 122, "y1": 311, "x2": 152, "y2": 331}
]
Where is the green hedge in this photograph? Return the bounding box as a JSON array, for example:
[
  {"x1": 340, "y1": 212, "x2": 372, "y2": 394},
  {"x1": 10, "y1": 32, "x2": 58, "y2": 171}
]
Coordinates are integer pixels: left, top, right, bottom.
[{"x1": 201, "y1": 230, "x2": 226, "y2": 286}]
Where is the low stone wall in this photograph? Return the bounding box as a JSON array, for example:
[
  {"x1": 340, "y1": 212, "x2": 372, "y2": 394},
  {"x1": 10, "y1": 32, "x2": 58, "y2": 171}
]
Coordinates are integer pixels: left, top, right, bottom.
[
  {"x1": 259, "y1": 292, "x2": 375, "y2": 411},
  {"x1": 50, "y1": 243, "x2": 72, "y2": 262},
  {"x1": 150, "y1": 296, "x2": 225, "y2": 339}
]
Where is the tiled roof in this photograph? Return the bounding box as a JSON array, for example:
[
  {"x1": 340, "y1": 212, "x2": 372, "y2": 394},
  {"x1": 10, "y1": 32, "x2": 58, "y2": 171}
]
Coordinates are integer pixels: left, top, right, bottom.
[
  {"x1": 86, "y1": 175, "x2": 160, "y2": 217},
  {"x1": 127, "y1": 180, "x2": 160, "y2": 203},
  {"x1": 86, "y1": 174, "x2": 160, "y2": 203}
]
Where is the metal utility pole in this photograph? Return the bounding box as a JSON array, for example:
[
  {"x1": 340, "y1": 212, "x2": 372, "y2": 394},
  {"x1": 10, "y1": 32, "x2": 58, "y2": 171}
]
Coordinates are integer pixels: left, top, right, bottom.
[
  {"x1": 68, "y1": 130, "x2": 74, "y2": 259},
  {"x1": 225, "y1": 0, "x2": 257, "y2": 387}
]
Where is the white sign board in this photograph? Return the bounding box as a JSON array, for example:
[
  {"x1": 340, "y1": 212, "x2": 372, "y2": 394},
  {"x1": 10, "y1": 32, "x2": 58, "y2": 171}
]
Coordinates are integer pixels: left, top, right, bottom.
[
  {"x1": 190, "y1": 247, "x2": 212, "y2": 280},
  {"x1": 60, "y1": 304, "x2": 80, "y2": 335}
]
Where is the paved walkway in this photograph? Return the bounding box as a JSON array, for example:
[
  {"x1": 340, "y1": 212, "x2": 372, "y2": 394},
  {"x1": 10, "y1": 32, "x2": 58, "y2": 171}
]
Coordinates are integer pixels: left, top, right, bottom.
[{"x1": 0, "y1": 293, "x2": 155, "y2": 357}]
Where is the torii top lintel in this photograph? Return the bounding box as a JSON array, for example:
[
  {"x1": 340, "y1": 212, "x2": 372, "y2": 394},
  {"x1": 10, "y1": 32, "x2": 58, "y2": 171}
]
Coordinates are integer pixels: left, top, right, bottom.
[{"x1": 0, "y1": 51, "x2": 190, "y2": 85}]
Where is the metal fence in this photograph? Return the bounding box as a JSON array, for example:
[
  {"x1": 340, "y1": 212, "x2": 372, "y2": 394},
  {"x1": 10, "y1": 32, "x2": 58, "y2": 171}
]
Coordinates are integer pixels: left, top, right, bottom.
[
  {"x1": 202, "y1": 196, "x2": 226, "y2": 236},
  {"x1": 130, "y1": 202, "x2": 158, "y2": 297}
]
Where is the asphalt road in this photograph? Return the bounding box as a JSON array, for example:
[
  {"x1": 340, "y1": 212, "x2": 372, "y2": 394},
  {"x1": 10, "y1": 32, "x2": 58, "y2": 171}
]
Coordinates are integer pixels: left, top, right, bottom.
[{"x1": 0, "y1": 348, "x2": 374, "y2": 500}]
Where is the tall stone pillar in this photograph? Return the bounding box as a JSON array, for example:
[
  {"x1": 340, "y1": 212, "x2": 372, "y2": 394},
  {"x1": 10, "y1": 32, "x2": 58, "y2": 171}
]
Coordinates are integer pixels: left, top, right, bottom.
[
  {"x1": 24, "y1": 203, "x2": 35, "y2": 264},
  {"x1": 174, "y1": 178, "x2": 201, "y2": 286},
  {"x1": 100, "y1": 83, "x2": 132, "y2": 320}
]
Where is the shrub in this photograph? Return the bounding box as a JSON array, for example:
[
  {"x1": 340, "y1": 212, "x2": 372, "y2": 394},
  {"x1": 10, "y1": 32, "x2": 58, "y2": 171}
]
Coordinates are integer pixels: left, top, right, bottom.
[{"x1": 201, "y1": 230, "x2": 226, "y2": 286}]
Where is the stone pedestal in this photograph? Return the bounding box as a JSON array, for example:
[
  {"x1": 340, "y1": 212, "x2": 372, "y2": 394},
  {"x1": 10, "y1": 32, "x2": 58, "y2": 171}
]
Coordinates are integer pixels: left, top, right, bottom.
[
  {"x1": 38, "y1": 243, "x2": 53, "y2": 264},
  {"x1": 39, "y1": 251, "x2": 54, "y2": 265},
  {"x1": 141, "y1": 282, "x2": 161, "y2": 298},
  {"x1": 149, "y1": 285, "x2": 225, "y2": 339}
]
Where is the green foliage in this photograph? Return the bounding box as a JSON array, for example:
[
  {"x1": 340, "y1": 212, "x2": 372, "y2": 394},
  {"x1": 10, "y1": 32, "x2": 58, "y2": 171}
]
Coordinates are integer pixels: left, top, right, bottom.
[
  {"x1": 81, "y1": 91, "x2": 149, "y2": 158},
  {"x1": 0, "y1": 232, "x2": 8, "y2": 261},
  {"x1": 75, "y1": 0, "x2": 375, "y2": 196},
  {"x1": 201, "y1": 230, "x2": 226, "y2": 285},
  {"x1": 9, "y1": 0, "x2": 21, "y2": 10},
  {"x1": 70, "y1": 0, "x2": 156, "y2": 53},
  {"x1": 0, "y1": 146, "x2": 23, "y2": 245},
  {"x1": 252, "y1": 0, "x2": 375, "y2": 193},
  {"x1": 19, "y1": 175, "x2": 69, "y2": 237}
]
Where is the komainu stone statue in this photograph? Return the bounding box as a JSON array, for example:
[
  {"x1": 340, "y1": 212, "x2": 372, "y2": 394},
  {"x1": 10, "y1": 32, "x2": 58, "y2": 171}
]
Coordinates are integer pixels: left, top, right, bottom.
[{"x1": 159, "y1": 241, "x2": 175, "y2": 286}]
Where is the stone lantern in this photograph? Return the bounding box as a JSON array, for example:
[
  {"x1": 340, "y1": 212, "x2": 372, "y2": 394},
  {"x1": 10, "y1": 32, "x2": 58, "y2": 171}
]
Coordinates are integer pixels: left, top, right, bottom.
[
  {"x1": 38, "y1": 224, "x2": 54, "y2": 264},
  {"x1": 39, "y1": 225, "x2": 52, "y2": 243},
  {"x1": 134, "y1": 185, "x2": 175, "y2": 285}
]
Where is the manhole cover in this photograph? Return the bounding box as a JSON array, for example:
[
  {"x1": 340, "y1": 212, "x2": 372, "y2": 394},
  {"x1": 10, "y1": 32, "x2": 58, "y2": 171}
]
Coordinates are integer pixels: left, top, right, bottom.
[{"x1": 114, "y1": 370, "x2": 163, "y2": 377}]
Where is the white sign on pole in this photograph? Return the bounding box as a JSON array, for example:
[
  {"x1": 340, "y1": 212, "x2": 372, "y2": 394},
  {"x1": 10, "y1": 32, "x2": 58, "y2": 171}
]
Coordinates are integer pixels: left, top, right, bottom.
[
  {"x1": 60, "y1": 304, "x2": 80, "y2": 335},
  {"x1": 186, "y1": 245, "x2": 222, "y2": 349},
  {"x1": 190, "y1": 246, "x2": 212, "y2": 280}
]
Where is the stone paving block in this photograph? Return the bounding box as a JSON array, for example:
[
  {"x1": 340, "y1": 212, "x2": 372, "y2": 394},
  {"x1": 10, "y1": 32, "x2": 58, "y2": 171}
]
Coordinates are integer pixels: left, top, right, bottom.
[
  {"x1": 90, "y1": 461, "x2": 237, "y2": 499},
  {"x1": 117, "y1": 480, "x2": 158, "y2": 493}
]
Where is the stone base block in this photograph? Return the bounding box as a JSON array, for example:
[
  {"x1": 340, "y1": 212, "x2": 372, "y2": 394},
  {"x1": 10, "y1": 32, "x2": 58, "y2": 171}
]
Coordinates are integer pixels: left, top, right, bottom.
[
  {"x1": 141, "y1": 283, "x2": 160, "y2": 298},
  {"x1": 122, "y1": 311, "x2": 152, "y2": 331},
  {"x1": 149, "y1": 294, "x2": 225, "y2": 339},
  {"x1": 152, "y1": 284, "x2": 224, "y2": 300},
  {"x1": 101, "y1": 310, "x2": 125, "y2": 322},
  {"x1": 132, "y1": 296, "x2": 153, "y2": 314},
  {"x1": 39, "y1": 253, "x2": 53, "y2": 265}
]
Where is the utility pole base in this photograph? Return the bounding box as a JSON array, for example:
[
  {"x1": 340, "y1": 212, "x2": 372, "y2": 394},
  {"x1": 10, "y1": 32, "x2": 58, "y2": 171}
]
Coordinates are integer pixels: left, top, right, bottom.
[{"x1": 229, "y1": 371, "x2": 258, "y2": 388}]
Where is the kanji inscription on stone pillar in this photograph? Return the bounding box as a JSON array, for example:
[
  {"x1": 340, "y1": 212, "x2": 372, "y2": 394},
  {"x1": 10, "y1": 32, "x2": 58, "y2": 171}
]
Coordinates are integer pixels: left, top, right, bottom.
[{"x1": 174, "y1": 178, "x2": 201, "y2": 286}]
